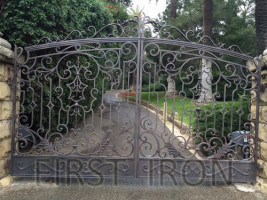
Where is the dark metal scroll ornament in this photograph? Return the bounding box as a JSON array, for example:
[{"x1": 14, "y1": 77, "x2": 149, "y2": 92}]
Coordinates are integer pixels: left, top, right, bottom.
[{"x1": 11, "y1": 15, "x2": 262, "y2": 182}]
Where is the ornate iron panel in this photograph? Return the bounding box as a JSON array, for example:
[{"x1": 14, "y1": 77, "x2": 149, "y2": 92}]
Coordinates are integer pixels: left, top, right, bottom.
[{"x1": 11, "y1": 16, "x2": 263, "y2": 183}]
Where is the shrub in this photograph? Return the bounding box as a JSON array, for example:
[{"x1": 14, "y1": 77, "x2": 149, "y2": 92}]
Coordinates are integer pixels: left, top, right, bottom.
[
  {"x1": 22, "y1": 55, "x2": 105, "y2": 135},
  {"x1": 175, "y1": 76, "x2": 198, "y2": 99},
  {"x1": 142, "y1": 82, "x2": 166, "y2": 92},
  {"x1": 0, "y1": 0, "x2": 112, "y2": 47},
  {"x1": 192, "y1": 98, "x2": 250, "y2": 156},
  {"x1": 175, "y1": 73, "x2": 245, "y2": 101},
  {"x1": 120, "y1": 91, "x2": 136, "y2": 96},
  {"x1": 1, "y1": 0, "x2": 116, "y2": 137}
]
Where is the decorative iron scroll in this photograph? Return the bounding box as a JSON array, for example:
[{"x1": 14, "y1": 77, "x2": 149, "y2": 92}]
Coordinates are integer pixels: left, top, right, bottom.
[
  {"x1": 12, "y1": 15, "x2": 262, "y2": 181},
  {"x1": 33, "y1": 15, "x2": 249, "y2": 59}
]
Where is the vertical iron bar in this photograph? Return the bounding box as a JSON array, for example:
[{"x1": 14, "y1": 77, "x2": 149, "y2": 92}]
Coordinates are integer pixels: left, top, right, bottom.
[
  {"x1": 133, "y1": 16, "x2": 144, "y2": 178},
  {"x1": 254, "y1": 56, "x2": 263, "y2": 163}
]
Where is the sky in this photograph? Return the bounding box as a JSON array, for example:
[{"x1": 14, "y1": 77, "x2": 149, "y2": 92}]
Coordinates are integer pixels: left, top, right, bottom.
[{"x1": 130, "y1": 0, "x2": 167, "y2": 19}]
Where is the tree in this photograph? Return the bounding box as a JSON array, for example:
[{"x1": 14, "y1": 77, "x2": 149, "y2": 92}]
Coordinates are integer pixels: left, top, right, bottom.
[
  {"x1": 198, "y1": 0, "x2": 213, "y2": 104},
  {"x1": 203, "y1": 0, "x2": 213, "y2": 45},
  {"x1": 213, "y1": 0, "x2": 256, "y2": 55},
  {"x1": 127, "y1": 5, "x2": 144, "y2": 91},
  {"x1": 0, "y1": 0, "x2": 112, "y2": 47},
  {"x1": 0, "y1": 0, "x2": 114, "y2": 135},
  {"x1": 128, "y1": 5, "x2": 144, "y2": 17},
  {"x1": 103, "y1": 0, "x2": 131, "y2": 23},
  {"x1": 157, "y1": 0, "x2": 214, "y2": 102},
  {"x1": 107, "y1": 0, "x2": 132, "y2": 7},
  {"x1": 255, "y1": 0, "x2": 267, "y2": 55},
  {"x1": 161, "y1": 0, "x2": 256, "y2": 103},
  {"x1": 0, "y1": 0, "x2": 4, "y2": 15},
  {"x1": 170, "y1": 0, "x2": 177, "y2": 18}
]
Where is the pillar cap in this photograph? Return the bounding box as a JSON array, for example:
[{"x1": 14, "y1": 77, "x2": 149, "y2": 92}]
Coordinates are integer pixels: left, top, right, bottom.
[
  {"x1": 0, "y1": 32, "x2": 11, "y2": 50},
  {"x1": 0, "y1": 33, "x2": 14, "y2": 64}
]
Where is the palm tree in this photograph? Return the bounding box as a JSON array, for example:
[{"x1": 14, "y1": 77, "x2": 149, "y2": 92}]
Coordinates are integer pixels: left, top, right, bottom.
[
  {"x1": 0, "y1": 0, "x2": 4, "y2": 15},
  {"x1": 255, "y1": 0, "x2": 267, "y2": 55},
  {"x1": 127, "y1": 6, "x2": 144, "y2": 91},
  {"x1": 128, "y1": 5, "x2": 144, "y2": 18},
  {"x1": 151, "y1": 0, "x2": 214, "y2": 103},
  {"x1": 170, "y1": 0, "x2": 177, "y2": 18},
  {"x1": 203, "y1": 0, "x2": 213, "y2": 45},
  {"x1": 151, "y1": 0, "x2": 176, "y2": 18},
  {"x1": 197, "y1": 0, "x2": 213, "y2": 104}
]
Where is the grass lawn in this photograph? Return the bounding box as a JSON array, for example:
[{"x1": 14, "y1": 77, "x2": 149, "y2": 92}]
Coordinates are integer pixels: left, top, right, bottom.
[
  {"x1": 130, "y1": 91, "x2": 250, "y2": 128},
  {"x1": 132, "y1": 91, "x2": 196, "y2": 125}
]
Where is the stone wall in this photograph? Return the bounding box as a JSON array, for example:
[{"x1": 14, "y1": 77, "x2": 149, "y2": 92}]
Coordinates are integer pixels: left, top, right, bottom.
[
  {"x1": 0, "y1": 33, "x2": 14, "y2": 187},
  {"x1": 252, "y1": 51, "x2": 267, "y2": 193}
]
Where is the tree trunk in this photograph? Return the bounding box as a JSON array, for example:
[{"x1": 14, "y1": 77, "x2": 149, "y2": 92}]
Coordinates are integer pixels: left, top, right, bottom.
[
  {"x1": 132, "y1": 71, "x2": 137, "y2": 91},
  {"x1": 203, "y1": 0, "x2": 213, "y2": 45},
  {"x1": 255, "y1": 0, "x2": 267, "y2": 55},
  {"x1": 0, "y1": 0, "x2": 4, "y2": 15},
  {"x1": 170, "y1": 0, "x2": 177, "y2": 18},
  {"x1": 198, "y1": 59, "x2": 213, "y2": 103},
  {"x1": 198, "y1": 0, "x2": 213, "y2": 104}
]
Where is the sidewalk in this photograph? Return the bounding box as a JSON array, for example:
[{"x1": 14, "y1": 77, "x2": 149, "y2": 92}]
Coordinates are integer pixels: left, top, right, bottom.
[{"x1": 0, "y1": 179, "x2": 266, "y2": 200}]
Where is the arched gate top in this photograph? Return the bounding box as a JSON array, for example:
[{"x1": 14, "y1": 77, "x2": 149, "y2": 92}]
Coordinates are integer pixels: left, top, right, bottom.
[{"x1": 22, "y1": 15, "x2": 252, "y2": 61}]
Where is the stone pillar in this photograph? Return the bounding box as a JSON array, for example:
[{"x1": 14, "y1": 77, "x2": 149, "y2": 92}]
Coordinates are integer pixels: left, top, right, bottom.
[
  {"x1": 250, "y1": 51, "x2": 267, "y2": 193},
  {"x1": 0, "y1": 32, "x2": 14, "y2": 187}
]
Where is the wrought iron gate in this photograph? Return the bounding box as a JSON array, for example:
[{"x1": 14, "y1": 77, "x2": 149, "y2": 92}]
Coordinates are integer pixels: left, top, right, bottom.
[{"x1": 11, "y1": 16, "x2": 263, "y2": 183}]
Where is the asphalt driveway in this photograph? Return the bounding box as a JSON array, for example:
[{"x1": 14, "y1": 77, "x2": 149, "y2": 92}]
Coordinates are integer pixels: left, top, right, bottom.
[{"x1": 0, "y1": 179, "x2": 266, "y2": 200}]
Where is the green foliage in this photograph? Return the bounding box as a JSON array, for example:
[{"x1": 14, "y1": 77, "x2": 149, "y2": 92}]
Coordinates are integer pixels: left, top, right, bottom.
[
  {"x1": 106, "y1": 0, "x2": 132, "y2": 7},
  {"x1": 192, "y1": 98, "x2": 250, "y2": 156},
  {"x1": 214, "y1": 0, "x2": 256, "y2": 56},
  {"x1": 175, "y1": 67, "x2": 244, "y2": 101},
  {"x1": 103, "y1": 0, "x2": 130, "y2": 23},
  {"x1": 175, "y1": 74, "x2": 198, "y2": 99},
  {"x1": 134, "y1": 91, "x2": 196, "y2": 125},
  {"x1": 0, "y1": 0, "x2": 122, "y2": 135},
  {"x1": 161, "y1": 0, "x2": 256, "y2": 56},
  {"x1": 142, "y1": 82, "x2": 166, "y2": 92},
  {"x1": 23, "y1": 55, "x2": 105, "y2": 135},
  {"x1": 0, "y1": 0, "x2": 112, "y2": 47}
]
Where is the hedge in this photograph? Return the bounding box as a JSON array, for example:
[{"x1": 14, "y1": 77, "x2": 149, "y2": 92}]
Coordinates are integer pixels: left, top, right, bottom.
[{"x1": 192, "y1": 98, "x2": 250, "y2": 156}]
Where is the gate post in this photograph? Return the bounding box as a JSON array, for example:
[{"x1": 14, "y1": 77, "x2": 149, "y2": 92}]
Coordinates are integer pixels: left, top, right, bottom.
[
  {"x1": 250, "y1": 50, "x2": 267, "y2": 193},
  {"x1": 0, "y1": 32, "x2": 14, "y2": 187}
]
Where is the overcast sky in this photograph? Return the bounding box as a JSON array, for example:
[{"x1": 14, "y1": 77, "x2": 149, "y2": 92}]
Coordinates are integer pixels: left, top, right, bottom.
[{"x1": 130, "y1": 0, "x2": 167, "y2": 19}]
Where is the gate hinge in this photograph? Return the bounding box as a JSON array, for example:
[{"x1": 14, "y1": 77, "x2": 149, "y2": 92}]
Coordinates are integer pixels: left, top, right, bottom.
[{"x1": 257, "y1": 163, "x2": 264, "y2": 173}]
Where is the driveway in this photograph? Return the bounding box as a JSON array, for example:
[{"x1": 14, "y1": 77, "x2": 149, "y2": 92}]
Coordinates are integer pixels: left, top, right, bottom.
[
  {"x1": 97, "y1": 90, "x2": 193, "y2": 158},
  {"x1": 0, "y1": 180, "x2": 266, "y2": 200}
]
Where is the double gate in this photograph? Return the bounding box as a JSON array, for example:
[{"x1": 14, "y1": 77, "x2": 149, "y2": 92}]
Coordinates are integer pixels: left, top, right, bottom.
[{"x1": 11, "y1": 16, "x2": 262, "y2": 183}]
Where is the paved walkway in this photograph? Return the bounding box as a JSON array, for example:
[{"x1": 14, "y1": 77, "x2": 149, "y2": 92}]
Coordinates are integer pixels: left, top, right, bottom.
[{"x1": 0, "y1": 179, "x2": 266, "y2": 200}]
